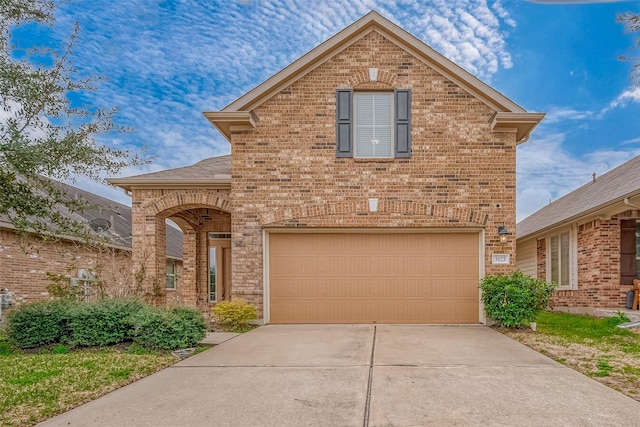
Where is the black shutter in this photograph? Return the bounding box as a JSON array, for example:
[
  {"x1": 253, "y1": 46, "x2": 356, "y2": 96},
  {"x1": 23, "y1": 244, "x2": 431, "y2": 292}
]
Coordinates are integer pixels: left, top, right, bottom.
[
  {"x1": 336, "y1": 89, "x2": 353, "y2": 157},
  {"x1": 394, "y1": 89, "x2": 411, "y2": 158},
  {"x1": 621, "y1": 220, "x2": 636, "y2": 286}
]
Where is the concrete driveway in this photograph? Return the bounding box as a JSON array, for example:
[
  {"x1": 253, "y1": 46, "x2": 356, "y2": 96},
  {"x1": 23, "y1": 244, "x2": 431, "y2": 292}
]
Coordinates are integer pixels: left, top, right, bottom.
[{"x1": 39, "y1": 325, "x2": 640, "y2": 426}]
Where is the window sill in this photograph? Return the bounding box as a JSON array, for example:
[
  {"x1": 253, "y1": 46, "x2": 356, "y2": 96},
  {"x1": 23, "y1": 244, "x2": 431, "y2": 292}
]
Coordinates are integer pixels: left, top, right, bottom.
[{"x1": 353, "y1": 158, "x2": 396, "y2": 163}]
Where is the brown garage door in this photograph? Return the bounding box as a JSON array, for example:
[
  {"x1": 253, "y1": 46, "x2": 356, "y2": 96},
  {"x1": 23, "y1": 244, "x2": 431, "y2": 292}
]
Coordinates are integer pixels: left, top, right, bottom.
[{"x1": 268, "y1": 232, "x2": 479, "y2": 324}]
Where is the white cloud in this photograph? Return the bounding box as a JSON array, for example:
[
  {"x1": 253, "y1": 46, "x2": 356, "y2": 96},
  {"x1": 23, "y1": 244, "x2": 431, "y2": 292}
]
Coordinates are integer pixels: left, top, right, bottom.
[
  {"x1": 13, "y1": 0, "x2": 516, "y2": 201},
  {"x1": 600, "y1": 87, "x2": 640, "y2": 116},
  {"x1": 517, "y1": 130, "x2": 640, "y2": 221}
]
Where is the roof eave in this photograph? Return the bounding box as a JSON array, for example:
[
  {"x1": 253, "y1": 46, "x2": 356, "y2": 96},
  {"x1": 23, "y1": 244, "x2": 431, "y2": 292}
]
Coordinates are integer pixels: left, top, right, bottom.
[
  {"x1": 202, "y1": 112, "x2": 256, "y2": 142},
  {"x1": 491, "y1": 112, "x2": 546, "y2": 144},
  {"x1": 108, "y1": 177, "x2": 232, "y2": 192},
  {"x1": 517, "y1": 191, "x2": 640, "y2": 240}
]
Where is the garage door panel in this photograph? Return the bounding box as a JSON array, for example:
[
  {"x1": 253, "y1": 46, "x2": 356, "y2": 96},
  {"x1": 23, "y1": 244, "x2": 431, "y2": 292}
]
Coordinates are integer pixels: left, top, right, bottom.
[{"x1": 269, "y1": 232, "x2": 479, "y2": 324}]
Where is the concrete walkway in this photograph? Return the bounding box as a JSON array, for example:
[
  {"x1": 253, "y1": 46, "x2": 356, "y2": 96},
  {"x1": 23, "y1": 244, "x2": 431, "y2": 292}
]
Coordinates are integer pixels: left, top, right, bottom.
[{"x1": 38, "y1": 325, "x2": 640, "y2": 426}]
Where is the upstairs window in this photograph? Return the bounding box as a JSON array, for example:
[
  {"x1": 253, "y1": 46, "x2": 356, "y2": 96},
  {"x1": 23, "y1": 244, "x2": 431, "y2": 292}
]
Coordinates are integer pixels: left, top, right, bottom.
[
  {"x1": 354, "y1": 93, "x2": 393, "y2": 158},
  {"x1": 336, "y1": 89, "x2": 411, "y2": 159}
]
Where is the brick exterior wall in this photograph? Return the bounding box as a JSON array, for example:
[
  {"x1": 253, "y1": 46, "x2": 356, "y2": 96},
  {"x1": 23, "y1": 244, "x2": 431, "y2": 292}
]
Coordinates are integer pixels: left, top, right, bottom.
[
  {"x1": 0, "y1": 228, "x2": 150, "y2": 307},
  {"x1": 538, "y1": 214, "x2": 638, "y2": 309},
  {"x1": 228, "y1": 31, "x2": 518, "y2": 315}
]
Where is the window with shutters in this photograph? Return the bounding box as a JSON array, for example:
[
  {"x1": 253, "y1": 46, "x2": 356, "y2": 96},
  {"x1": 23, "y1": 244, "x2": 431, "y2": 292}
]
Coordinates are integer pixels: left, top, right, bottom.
[
  {"x1": 546, "y1": 227, "x2": 577, "y2": 290},
  {"x1": 336, "y1": 89, "x2": 411, "y2": 159}
]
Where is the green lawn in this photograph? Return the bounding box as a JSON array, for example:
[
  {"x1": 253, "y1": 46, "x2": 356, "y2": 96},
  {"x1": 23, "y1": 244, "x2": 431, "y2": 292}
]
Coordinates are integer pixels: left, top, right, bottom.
[
  {"x1": 501, "y1": 311, "x2": 640, "y2": 401},
  {"x1": 0, "y1": 343, "x2": 176, "y2": 427},
  {"x1": 535, "y1": 311, "x2": 640, "y2": 354}
]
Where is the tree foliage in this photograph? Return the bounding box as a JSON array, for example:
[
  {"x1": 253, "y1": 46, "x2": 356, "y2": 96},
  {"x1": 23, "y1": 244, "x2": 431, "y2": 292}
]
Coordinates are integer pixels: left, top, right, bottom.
[
  {"x1": 617, "y1": 11, "x2": 640, "y2": 88},
  {"x1": 0, "y1": 0, "x2": 146, "y2": 238}
]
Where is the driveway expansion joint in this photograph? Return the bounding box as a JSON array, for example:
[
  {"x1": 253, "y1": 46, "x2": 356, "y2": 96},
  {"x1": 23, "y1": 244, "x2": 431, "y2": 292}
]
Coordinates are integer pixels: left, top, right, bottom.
[{"x1": 363, "y1": 325, "x2": 377, "y2": 427}]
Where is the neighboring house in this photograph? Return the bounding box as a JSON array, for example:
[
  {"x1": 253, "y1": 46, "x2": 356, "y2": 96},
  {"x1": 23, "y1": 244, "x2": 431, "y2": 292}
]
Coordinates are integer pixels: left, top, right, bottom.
[
  {"x1": 517, "y1": 155, "x2": 640, "y2": 309},
  {"x1": 0, "y1": 181, "x2": 183, "y2": 306},
  {"x1": 110, "y1": 12, "x2": 544, "y2": 324}
]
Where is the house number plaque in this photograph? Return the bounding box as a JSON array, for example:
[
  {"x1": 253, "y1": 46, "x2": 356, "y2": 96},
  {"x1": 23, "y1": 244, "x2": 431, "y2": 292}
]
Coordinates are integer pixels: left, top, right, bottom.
[{"x1": 492, "y1": 254, "x2": 511, "y2": 265}]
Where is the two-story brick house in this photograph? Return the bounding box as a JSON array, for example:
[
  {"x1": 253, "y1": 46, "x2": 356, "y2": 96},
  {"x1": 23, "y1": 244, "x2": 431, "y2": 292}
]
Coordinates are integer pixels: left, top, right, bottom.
[{"x1": 110, "y1": 11, "x2": 544, "y2": 324}]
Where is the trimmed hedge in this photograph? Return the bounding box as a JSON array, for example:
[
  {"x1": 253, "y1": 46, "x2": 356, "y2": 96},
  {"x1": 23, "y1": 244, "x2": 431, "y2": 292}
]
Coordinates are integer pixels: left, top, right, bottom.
[
  {"x1": 131, "y1": 306, "x2": 208, "y2": 350},
  {"x1": 5, "y1": 299, "x2": 80, "y2": 348},
  {"x1": 6, "y1": 299, "x2": 207, "y2": 350},
  {"x1": 68, "y1": 299, "x2": 146, "y2": 347}
]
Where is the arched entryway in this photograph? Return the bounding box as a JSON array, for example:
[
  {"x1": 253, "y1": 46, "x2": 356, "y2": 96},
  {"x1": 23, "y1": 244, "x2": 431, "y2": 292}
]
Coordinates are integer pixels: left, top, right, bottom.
[{"x1": 131, "y1": 189, "x2": 232, "y2": 313}]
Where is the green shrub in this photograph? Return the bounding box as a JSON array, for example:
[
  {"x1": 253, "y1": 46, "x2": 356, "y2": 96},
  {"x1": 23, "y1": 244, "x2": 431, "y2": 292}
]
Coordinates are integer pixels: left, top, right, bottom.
[
  {"x1": 212, "y1": 299, "x2": 257, "y2": 332},
  {"x1": 68, "y1": 299, "x2": 145, "y2": 347},
  {"x1": 480, "y1": 271, "x2": 557, "y2": 328},
  {"x1": 132, "y1": 306, "x2": 207, "y2": 350},
  {"x1": 6, "y1": 299, "x2": 80, "y2": 348}
]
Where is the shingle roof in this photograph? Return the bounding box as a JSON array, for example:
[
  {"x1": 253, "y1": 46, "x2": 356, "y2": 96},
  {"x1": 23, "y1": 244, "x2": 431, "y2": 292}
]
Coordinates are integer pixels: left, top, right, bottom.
[
  {"x1": 109, "y1": 155, "x2": 231, "y2": 190},
  {"x1": 0, "y1": 180, "x2": 183, "y2": 259},
  {"x1": 517, "y1": 154, "x2": 640, "y2": 239}
]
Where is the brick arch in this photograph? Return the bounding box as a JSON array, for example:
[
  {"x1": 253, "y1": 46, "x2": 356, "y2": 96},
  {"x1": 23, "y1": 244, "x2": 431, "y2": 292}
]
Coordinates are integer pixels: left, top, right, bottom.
[
  {"x1": 345, "y1": 67, "x2": 397, "y2": 88},
  {"x1": 142, "y1": 190, "x2": 232, "y2": 216},
  {"x1": 169, "y1": 215, "x2": 196, "y2": 233},
  {"x1": 260, "y1": 199, "x2": 488, "y2": 226}
]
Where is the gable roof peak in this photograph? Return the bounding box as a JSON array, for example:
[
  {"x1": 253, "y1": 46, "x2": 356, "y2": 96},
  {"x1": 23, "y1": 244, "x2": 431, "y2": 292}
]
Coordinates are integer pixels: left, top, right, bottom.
[{"x1": 205, "y1": 10, "x2": 543, "y2": 141}]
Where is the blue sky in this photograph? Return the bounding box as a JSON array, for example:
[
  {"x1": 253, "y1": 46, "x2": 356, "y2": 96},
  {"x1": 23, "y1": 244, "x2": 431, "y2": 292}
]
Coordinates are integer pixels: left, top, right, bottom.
[{"x1": 11, "y1": 0, "x2": 640, "y2": 221}]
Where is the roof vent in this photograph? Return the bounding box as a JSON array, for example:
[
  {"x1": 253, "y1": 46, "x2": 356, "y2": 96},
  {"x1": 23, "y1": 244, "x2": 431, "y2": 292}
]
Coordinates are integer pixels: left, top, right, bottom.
[
  {"x1": 592, "y1": 172, "x2": 596, "y2": 183},
  {"x1": 89, "y1": 218, "x2": 111, "y2": 233}
]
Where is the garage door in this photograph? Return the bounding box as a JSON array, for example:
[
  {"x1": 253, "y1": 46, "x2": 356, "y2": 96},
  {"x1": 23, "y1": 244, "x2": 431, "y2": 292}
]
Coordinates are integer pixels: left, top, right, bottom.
[{"x1": 268, "y1": 232, "x2": 479, "y2": 324}]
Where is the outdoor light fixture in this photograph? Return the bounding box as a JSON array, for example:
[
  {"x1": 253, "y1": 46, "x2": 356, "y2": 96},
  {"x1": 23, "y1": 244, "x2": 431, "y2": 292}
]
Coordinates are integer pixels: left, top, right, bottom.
[
  {"x1": 498, "y1": 225, "x2": 510, "y2": 243},
  {"x1": 369, "y1": 198, "x2": 379, "y2": 212}
]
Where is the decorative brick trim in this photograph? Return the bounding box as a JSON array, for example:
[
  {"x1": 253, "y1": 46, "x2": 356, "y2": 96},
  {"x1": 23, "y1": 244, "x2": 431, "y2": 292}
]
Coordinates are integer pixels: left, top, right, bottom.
[
  {"x1": 260, "y1": 199, "x2": 488, "y2": 226},
  {"x1": 142, "y1": 190, "x2": 232, "y2": 216},
  {"x1": 346, "y1": 67, "x2": 397, "y2": 88}
]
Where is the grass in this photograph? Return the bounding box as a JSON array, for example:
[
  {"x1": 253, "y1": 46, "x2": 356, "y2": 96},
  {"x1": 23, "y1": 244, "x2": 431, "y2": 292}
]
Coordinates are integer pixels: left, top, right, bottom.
[
  {"x1": 499, "y1": 311, "x2": 640, "y2": 401},
  {"x1": 535, "y1": 311, "x2": 640, "y2": 354},
  {"x1": 0, "y1": 339, "x2": 178, "y2": 427}
]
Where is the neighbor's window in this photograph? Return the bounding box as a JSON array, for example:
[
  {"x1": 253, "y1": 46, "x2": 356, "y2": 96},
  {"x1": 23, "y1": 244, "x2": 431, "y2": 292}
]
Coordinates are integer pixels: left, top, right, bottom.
[
  {"x1": 547, "y1": 228, "x2": 576, "y2": 289},
  {"x1": 165, "y1": 261, "x2": 176, "y2": 290},
  {"x1": 354, "y1": 92, "x2": 393, "y2": 158}
]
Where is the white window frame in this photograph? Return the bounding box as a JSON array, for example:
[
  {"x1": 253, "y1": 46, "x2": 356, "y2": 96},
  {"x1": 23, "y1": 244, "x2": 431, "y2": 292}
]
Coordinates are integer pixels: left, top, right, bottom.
[
  {"x1": 353, "y1": 92, "x2": 394, "y2": 159},
  {"x1": 165, "y1": 260, "x2": 177, "y2": 290},
  {"x1": 546, "y1": 226, "x2": 577, "y2": 290}
]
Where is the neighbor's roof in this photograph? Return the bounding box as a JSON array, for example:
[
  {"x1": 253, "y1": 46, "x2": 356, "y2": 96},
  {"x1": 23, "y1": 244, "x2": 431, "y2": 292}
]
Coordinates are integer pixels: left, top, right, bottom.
[
  {"x1": 0, "y1": 180, "x2": 183, "y2": 259},
  {"x1": 109, "y1": 155, "x2": 231, "y2": 191},
  {"x1": 517, "y1": 154, "x2": 640, "y2": 240},
  {"x1": 204, "y1": 11, "x2": 544, "y2": 142}
]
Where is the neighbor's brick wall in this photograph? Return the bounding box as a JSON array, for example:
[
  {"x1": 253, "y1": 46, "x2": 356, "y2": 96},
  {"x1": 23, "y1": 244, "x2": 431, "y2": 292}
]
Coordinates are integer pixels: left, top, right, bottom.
[
  {"x1": 230, "y1": 31, "x2": 518, "y2": 314},
  {"x1": 0, "y1": 228, "x2": 137, "y2": 306},
  {"x1": 536, "y1": 238, "x2": 546, "y2": 281},
  {"x1": 542, "y1": 218, "x2": 627, "y2": 309}
]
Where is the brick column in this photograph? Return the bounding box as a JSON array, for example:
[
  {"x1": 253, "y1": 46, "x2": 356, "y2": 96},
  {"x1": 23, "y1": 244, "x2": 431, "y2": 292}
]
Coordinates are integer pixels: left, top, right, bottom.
[
  {"x1": 131, "y1": 207, "x2": 166, "y2": 305},
  {"x1": 180, "y1": 229, "x2": 197, "y2": 307}
]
